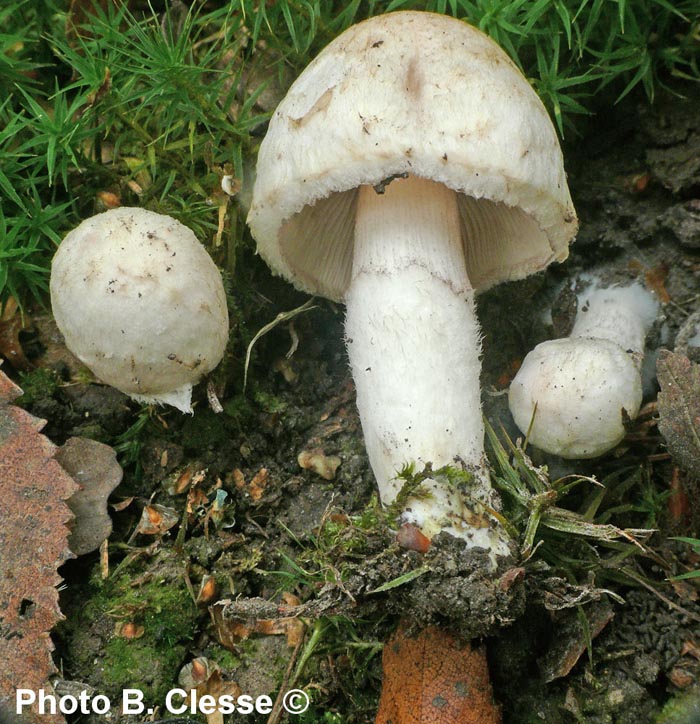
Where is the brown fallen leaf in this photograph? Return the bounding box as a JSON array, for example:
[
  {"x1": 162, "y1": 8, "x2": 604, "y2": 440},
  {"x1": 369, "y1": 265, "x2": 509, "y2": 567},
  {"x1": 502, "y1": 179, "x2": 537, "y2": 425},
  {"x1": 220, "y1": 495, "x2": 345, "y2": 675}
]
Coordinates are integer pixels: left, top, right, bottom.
[
  {"x1": 196, "y1": 575, "x2": 218, "y2": 606},
  {"x1": 644, "y1": 262, "x2": 671, "y2": 304},
  {"x1": 133, "y1": 503, "x2": 179, "y2": 537},
  {"x1": 657, "y1": 350, "x2": 700, "y2": 478},
  {"x1": 0, "y1": 367, "x2": 79, "y2": 723},
  {"x1": 232, "y1": 467, "x2": 270, "y2": 501},
  {"x1": 114, "y1": 621, "x2": 145, "y2": 639},
  {"x1": 540, "y1": 599, "x2": 614, "y2": 682},
  {"x1": 375, "y1": 622, "x2": 500, "y2": 724},
  {"x1": 178, "y1": 658, "x2": 242, "y2": 724},
  {"x1": 0, "y1": 298, "x2": 33, "y2": 371},
  {"x1": 396, "y1": 523, "x2": 431, "y2": 553},
  {"x1": 668, "y1": 667, "x2": 696, "y2": 689},
  {"x1": 210, "y1": 597, "x2": 305, "y2": 649},
  {"x1": 55, "y1": 437, "x2": 123, "y2": 555}
]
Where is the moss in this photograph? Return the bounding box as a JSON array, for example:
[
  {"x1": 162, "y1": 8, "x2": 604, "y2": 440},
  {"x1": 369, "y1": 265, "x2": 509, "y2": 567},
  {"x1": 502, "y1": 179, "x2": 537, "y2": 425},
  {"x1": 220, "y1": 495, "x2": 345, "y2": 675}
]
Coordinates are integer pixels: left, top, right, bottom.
[
  {"x1": 208, "y1": 646, "x2": 243, "y2": 672},
  {"x1": 17, "y1": 367, "x2": 60, "y2": 407},
  {"x1": 180, "y1": 407, "x2": 232, "y2": 450},
  {"x1": 656, "y1": 685, "x2": 700, "y2": 724},
  {"x1": 223, "y1": 393, "x2": 254, "y2": 422},
  {"x1": 62, "y1": 556, "x2": 198, "y2": 706},
  {"x1": 252, "y1": 389, "x2": 288, "y2": 414},
  {"x1": 101, "y1": 580, "x2": 196, "y2": 700}
]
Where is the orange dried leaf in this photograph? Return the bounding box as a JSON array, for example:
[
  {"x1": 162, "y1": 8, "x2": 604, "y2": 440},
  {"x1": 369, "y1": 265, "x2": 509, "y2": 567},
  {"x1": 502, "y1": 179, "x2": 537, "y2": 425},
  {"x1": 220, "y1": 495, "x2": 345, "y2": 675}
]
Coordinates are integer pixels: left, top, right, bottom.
[
  {"x1": 232, "y1": 468, "x2": 246, "y2": 491},
  {"x1": 248, "y1": 468, "x2": 269, "y2": 501},
  {"x1": 209, "y1": 598, "x2": 305, "y2": 648},
  {"x1": 396, "y1": 523, "x2": 431, "y2": 553},
  {"x1": 134, "y1": 503, "x2": 179, "y2": 536},
  {"x1": 375, "y1": 623, "x2": 500, "y2": 724},
  {"x1": 96, "y1": 190, "x2": 121, "y2": 209},
  {"x1": 114, "y1": 621, "x2": 145, "y2": 639},
  {"x1": 0, "y1": 368, "x2": 79, "y2": 723},
  {"x1": 196, "y1": 575, "x2": 218, "y2": 606},
  {"x1": 644, "y1": 262, "x2": 671, "y2": 304}
]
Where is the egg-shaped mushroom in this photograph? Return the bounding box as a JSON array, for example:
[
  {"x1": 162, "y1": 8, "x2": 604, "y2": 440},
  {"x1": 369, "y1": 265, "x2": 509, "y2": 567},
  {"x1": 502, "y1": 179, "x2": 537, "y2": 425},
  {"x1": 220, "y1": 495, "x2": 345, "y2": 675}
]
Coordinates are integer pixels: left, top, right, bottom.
[
  {"x1": 509, "y1": 281, "x2": 659, "y2": 458},
  {"x1": 50, "y1": 207, "x2": 229, "y2": 413}
]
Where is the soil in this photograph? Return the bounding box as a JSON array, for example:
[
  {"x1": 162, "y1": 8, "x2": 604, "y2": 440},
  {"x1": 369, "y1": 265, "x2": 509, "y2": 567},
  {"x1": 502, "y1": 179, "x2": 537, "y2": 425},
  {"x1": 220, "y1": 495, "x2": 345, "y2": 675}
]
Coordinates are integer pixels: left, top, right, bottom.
[{"x1": 9, "y1": 83, "x2": 700, "y2": 724}]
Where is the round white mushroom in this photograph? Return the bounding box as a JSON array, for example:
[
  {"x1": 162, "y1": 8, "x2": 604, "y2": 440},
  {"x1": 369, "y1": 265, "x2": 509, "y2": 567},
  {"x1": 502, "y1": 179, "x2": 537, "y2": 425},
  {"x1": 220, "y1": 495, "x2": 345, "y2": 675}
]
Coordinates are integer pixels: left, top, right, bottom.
[
  {"x1": 50, "y1": 207, "x2": 229, "y2": 413},
  {"x1": 509, "y1": 281, "x2": 659, "y2": 458},
  {"x1": 247, "y1": 11, "x2": 578, "y2": 560}
]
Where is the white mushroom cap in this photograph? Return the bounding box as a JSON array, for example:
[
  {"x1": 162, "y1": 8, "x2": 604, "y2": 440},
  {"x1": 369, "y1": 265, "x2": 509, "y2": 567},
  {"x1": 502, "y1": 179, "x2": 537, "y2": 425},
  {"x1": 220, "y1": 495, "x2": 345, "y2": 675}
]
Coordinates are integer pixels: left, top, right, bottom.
[
  {"x1": 508, "y1": 337, "x2": 643, "y2": 459},
  {"x1": 50, "y1": 207, "x2": 229, "y2": 413},
  {"x1": 247, "y1": 11, "x2": 577, "y2": 300}
]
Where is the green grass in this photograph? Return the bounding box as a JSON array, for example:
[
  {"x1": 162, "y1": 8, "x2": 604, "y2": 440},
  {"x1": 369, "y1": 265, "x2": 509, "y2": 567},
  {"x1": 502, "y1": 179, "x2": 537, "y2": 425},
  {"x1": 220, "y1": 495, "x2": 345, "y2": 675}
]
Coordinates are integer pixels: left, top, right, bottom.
[{"x1": 0, "y1": 0, "x2": 698, "y2": 311}]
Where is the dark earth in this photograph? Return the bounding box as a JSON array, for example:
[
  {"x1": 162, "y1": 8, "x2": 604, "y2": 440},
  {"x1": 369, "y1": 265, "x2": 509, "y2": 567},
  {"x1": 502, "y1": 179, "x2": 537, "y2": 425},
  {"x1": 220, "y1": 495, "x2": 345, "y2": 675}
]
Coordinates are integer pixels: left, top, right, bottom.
[{"x1": 8, "y1": 81, "x2": 700, "y2": 724}]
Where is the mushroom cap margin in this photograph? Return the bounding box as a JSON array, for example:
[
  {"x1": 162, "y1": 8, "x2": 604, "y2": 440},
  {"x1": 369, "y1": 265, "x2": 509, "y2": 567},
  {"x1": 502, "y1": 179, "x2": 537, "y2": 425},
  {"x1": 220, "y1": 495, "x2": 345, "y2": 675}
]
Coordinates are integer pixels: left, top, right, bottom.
[{"x1": 247, "y1": 10, "x2": 578, "y2": 301}]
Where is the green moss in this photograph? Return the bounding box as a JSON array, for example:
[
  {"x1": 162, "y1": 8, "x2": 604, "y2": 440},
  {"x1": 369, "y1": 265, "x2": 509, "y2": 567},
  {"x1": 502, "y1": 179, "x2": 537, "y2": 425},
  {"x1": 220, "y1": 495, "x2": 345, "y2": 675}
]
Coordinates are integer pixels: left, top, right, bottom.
[
  {"x1": 223, "y1": 393, "x2": 254, "y2": 422},
  {"x1": 17, "y1": 367, "x2": 60, "y2": 407},
  {"x1": 101, "y1": 636, "x2": 188, "y2": 701},
  {"x1": 656, "y1": 685, "x2": 700, "y2": 724},
  {"x1": 180, "y1": 407, "x2": 231, "y2": 450},
  {"x1": 252, "y1": 389, "x2": 288, "y2": 414},
  {"x1": 208, "y1": 646, "x2": 242, "y2": 672},
  {"x1": 63, "y1": 558, "x2": 198, "y2": 706}
]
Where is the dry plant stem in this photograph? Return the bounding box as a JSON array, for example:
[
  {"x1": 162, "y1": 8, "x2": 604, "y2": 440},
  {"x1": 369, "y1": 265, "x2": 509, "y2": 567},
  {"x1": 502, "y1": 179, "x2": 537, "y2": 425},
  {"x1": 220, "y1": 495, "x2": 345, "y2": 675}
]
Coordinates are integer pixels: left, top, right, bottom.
[
  {"x1": 265, "y1": 632, "x2": 305, "y2": 724},
  {"x1": 345, "y1": 176, "x2": 508, "y2": 555}
]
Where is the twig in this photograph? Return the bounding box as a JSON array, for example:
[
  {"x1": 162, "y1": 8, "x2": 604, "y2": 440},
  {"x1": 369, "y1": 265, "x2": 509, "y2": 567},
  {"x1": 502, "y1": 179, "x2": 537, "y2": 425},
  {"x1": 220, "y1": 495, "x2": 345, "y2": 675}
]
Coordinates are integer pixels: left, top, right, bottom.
[
  {"x1": 621, "y1": 567, "x2": 700, "y2": 623},
  {"x1": 266, "y1": 629, "x2": 306, "y2": 724}
]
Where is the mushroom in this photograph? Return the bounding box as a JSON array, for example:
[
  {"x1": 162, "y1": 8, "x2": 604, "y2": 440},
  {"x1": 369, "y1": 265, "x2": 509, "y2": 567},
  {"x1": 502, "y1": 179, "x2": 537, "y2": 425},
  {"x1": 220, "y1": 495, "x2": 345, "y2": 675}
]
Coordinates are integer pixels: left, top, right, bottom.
[
  {"x1": 509, "y1": 280, "x2": 659, "y2": 458},
  {"x1": 247, "y1": 11, "x2": 577, "y2": 557},
  {"x1": 50, "y1": 207, "x2": 229, "y2": 413}
]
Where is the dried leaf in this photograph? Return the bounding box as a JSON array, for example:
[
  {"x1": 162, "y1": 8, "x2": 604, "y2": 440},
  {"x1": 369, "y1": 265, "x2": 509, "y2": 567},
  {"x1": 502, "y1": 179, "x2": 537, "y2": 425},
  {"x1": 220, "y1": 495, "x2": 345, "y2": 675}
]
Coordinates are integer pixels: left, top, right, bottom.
[
  {"x1": 657, "y1": 351, "x2": 700, "y2": 478},
  {"x1": 0, "y1": 368, "x2": 79, "y2": 723},
  {"x1": 540, "y1": 600, "x2": 614, "y2": 682},
  {"x1": 0, "y1": 299, "x2": 33, "y2": 371},
  {"x1": 210, "y1": 597, "x2": 305, "y2": 648},
  {"x1": 114, "y1": 621, "x2": 145, "y2": 639},
  {"x1": 537, "y1": 576, "x2": 623, "y2": 610},
  {"x1": 55, "y1": 437, "x2": 123, "y2": 555},
  {"x1": 178, "y1": 658, "x2": 241, "y2": 724},
  {"x1": 191, "y1": 577, "x2": 217, "y2": 609},
  {"x1": 668, "y1": 667, "x2": 695, "y2": 689},
  {"x1": 248, "y1": 468, "x2": 270, "y2": 501},
  {"x1": 134, "y1": 503, "x2": 179, "y2": 536},
  {"x1": 375, "y1": 622, "x2": 500, "y2": 724},
  {"x1": 396, "y1": 523, "x2": 432, "y2": 553},
  {"x1": 644, "y1": 262, "x2": 671, "y2": 304}
]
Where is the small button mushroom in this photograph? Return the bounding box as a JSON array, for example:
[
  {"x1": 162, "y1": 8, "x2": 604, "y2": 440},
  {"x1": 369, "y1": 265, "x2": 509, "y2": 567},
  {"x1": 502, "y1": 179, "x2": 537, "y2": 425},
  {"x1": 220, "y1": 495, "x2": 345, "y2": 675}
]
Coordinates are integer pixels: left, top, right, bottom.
[
  {"x1": 509, "y1": 281, "x2": 659, "y2": 458},
  {"x1": 247, "y1": 12, "x2": 578, "y2": 561},
  {"x1": 50, "y1": 207, "x2": 229, "y2": 413}
]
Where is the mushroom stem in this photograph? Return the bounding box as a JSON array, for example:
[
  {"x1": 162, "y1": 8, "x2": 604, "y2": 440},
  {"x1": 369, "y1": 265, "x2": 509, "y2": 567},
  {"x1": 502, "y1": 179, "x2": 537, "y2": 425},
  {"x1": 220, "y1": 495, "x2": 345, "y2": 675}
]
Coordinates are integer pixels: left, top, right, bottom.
[
  {"x1": 570, "y1": 284, "x2": 656, "y2": 355},
  {"x1": 345, "y1": 176, "x2": 508, "y2": 555}
]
